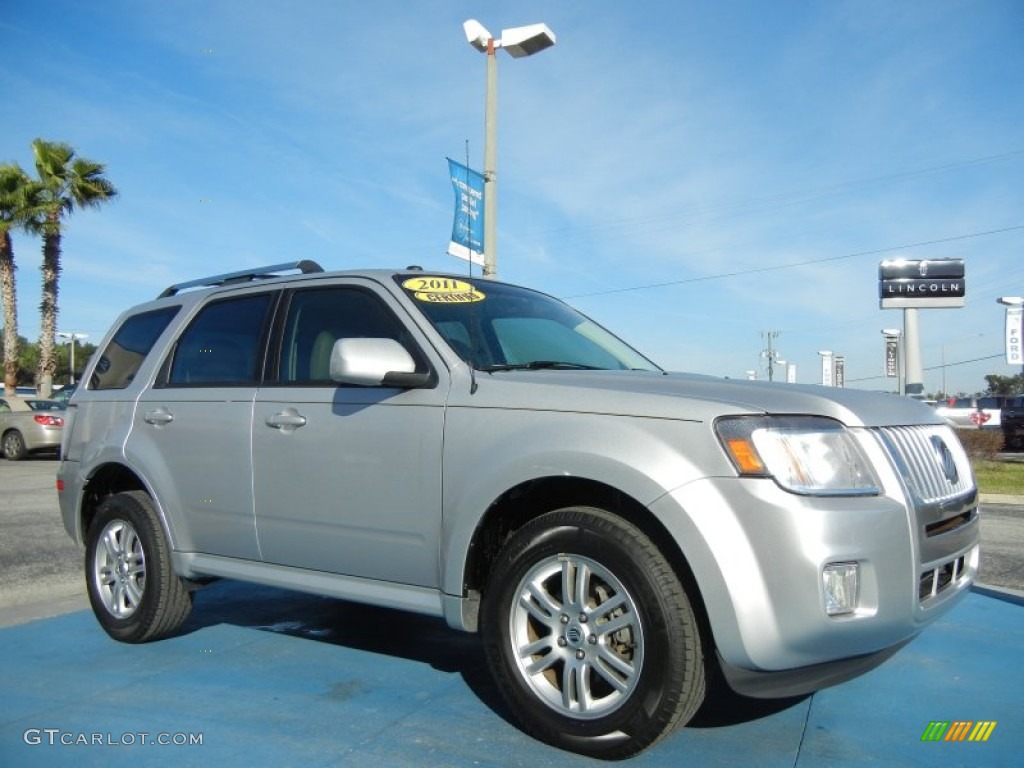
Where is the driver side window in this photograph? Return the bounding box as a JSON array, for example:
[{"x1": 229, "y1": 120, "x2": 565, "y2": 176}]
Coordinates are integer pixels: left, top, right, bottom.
[{"x1": 276, "y1": 286, "x2": 420, "y2": 384}]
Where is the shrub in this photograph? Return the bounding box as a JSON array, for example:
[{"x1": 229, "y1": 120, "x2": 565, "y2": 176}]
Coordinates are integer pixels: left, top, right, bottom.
[{"x1": 954, "y1": 429, "x2": 1003, "y2": 460}]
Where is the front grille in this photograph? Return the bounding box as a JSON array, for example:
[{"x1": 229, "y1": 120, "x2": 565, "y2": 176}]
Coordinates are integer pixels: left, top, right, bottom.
[
  {"x1": 925, "y1": 511, "x2": 973, "y2": 538},
  {"x1": 877, "y1": 424, "x2": 976, "y2": 606},
  {"x1": 876, "y1": 425, "x2": 974, "y2": 504},
  {"x1": 919, "y1": 555, "x2": 967, "y2": 601}
]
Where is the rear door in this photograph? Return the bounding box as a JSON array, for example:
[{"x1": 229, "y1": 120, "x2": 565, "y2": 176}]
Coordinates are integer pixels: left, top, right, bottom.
[
  {"x1": 251, "y1": 279, "x2": 446, "y2": 587},
  {"x1": 131, "y1": 291, "x2": 274, "y2": 559}
]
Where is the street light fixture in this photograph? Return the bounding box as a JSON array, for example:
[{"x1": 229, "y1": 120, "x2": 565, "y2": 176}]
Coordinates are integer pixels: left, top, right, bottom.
[
  {"x1": 463, "y1": 18, "x2": 556, "y2": 279},
  {"x1": 57, "y1": 331, "x2": 88, "y2": 386}
]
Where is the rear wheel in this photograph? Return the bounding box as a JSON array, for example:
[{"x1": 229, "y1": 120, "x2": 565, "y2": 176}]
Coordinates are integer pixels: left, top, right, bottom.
[
  {"x1": 482, "y1": 506, "x2": 705, "y2": 759},
  {"x1": 85, "y1": 491, "x2": 192, "y2": 642},
  {"x1": 2, "y1": 430, "x2": 27, "y2": 460}
]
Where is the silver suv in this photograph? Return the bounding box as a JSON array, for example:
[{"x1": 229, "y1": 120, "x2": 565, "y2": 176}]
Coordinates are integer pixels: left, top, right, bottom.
[{"x1": 58, "y1": 262, "x2": 979, "y2": 758}]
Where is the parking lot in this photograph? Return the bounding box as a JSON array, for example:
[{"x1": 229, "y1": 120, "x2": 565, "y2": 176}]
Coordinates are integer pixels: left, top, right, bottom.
[
  {"x1": 1, "y1": 458, "x2": 1021, "y2": 766},
  {"x1": 0, "y1": 459, "x2": 87, "y2": 624}
]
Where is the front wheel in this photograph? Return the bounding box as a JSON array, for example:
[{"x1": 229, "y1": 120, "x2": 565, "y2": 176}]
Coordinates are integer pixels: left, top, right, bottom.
[
  {"x1": 482, "y1": 506, "x2": 706, "y2": 759},
  {"x1": 85, "y1": 491, "x2": 192, "y2": 643}
]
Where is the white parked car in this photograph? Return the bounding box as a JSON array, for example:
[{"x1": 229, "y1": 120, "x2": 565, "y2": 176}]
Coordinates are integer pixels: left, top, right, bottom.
[{"x1": 934, "y1": 396, "x2": 1007, "y2": 429}]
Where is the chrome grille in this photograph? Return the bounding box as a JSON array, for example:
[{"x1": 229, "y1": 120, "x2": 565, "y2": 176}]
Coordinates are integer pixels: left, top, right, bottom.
[{"x1": 875, "y1": 425, "x2": 974, "y2": 504}]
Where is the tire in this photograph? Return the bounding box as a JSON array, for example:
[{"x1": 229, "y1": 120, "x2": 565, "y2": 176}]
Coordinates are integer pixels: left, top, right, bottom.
[
  {"x1": 85, "y1": 491, "x2": 192, "y2": 643},
  {"x1": 482, "y1": 506, "x2": 706, "y2": 759},
  {"x1": 2, "y1": 430, "x2": 27, "y2": 460}
]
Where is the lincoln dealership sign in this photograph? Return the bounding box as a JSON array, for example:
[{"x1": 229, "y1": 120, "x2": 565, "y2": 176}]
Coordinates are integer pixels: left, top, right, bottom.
[{"x1": 878, "y1": 259, "x2": 965, "y2": 309}]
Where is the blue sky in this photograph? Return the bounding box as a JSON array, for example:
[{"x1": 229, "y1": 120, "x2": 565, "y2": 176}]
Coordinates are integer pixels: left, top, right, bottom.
[{"x1": 2, "y1": 0, "x2": 1022, "y2": 395}]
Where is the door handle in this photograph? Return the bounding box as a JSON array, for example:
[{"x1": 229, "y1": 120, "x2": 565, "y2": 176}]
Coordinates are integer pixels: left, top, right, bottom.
[
  {"x1": 265, "y1": 408, "x2": 307, "y2": 431},
  {"x1": 143, "y1": 408, "x2": 174, "y2": 426}
]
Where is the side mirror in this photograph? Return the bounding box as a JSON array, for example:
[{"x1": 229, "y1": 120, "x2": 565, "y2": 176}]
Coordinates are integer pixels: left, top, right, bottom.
[{"x1": 329, "y1": 338, "x2": 430, "y2": 388}]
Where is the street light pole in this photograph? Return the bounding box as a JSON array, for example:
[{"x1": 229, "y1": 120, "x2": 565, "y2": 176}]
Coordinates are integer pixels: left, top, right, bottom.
[
  {"x1": 941, "y1": 344, "x2": 946, "y2": 397},
  {"x1": 463, "y1": 19, "x2": 556, "y2": 280},
  {"x1": 484, "y1": 36, "x2": 498, "y2": 279},
  {"x1": 57, "y1": 331, "x2": 88, "y2": 386}
]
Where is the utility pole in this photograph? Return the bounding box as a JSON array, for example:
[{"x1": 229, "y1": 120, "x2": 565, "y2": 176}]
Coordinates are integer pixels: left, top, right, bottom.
[{"x1": 761, "y1": 331, "x2": 780, "y2": 382}]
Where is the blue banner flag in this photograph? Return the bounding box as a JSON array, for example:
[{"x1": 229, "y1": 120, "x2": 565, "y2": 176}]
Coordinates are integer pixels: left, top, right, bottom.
[{"x1": 447, "y1": 158, "x2": 485, "y2": 265}]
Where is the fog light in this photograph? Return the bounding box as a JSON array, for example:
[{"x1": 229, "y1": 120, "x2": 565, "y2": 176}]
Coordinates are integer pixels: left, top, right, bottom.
[{"x1": 823, "y1": 562, "x2": 859, "y2": 616}]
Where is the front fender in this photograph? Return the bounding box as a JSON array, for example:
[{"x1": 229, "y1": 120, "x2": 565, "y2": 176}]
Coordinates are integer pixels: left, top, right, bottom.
[{"x1": 438, "y1": 408, "x2": 726, "y2": 601}]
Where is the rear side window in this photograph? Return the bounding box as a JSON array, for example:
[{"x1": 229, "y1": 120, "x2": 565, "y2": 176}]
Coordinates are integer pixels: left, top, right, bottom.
[
  {"x1": 168, "y1": 294, "x2": 272, "y2": 386},
  {"x1": 90, "y1": 306, "x2": 180, "y2": 391}
]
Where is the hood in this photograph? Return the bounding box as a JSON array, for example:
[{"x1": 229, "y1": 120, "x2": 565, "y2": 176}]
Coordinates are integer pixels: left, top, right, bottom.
[{"x1": 456, "y1": 369, "x2": 943, "y2": 429}]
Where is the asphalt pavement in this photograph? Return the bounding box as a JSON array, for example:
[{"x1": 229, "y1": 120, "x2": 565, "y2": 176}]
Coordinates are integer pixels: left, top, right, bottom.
[{"x1": 0, "y1": 458, "x2": 86, "y2": 625}]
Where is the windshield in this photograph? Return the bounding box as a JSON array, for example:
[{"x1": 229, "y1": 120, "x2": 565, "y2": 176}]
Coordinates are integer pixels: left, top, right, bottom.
[{"x1": 396, "y1": 275, "x2": 660, "y2": 372}]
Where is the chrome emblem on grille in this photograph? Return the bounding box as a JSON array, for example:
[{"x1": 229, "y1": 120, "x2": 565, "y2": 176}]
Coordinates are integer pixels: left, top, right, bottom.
[{"x1": 930, "y1": 435, "x2": 959, "y2": 485}]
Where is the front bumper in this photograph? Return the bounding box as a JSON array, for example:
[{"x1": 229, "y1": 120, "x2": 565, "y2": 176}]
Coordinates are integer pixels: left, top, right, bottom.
[
  {"x1": 649, "y1": 458, "x2": 979, "y2": 690},
  {"x1": 716, "y1": 638, "x2": 912, "y2": 699}
]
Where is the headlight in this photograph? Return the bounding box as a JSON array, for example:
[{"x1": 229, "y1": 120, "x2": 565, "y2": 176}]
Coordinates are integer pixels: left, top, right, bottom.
[{"x1": 715, "y1": 416, "x2": 881, "y2": 496}]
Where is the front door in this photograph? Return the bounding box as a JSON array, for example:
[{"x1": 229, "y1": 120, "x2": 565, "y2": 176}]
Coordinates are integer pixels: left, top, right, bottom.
[{"x1": 251, "y1": 281, "x2": 445, "y2": 587}]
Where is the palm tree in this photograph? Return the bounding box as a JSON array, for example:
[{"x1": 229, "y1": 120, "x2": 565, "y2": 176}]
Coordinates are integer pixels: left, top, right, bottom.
[
  {"x1": 29, "y1": 139, "x2": 117, "y2": 397},
  {"x1": 0, "y1": 164, "x2": 35, "y2": 397}
]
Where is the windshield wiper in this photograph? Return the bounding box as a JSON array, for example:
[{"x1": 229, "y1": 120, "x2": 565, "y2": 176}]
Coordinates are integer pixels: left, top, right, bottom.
[{"x1": 481, "y1": 361, "x2": 603, "y2": 372}]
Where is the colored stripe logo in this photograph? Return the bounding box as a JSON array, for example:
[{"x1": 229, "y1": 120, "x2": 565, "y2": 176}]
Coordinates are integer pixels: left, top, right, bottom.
[{"x1": 921, "y1": 721, "x2": 997, "y2": 742}]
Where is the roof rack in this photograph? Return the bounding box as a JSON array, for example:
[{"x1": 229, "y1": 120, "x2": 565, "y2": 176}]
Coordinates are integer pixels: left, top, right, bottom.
[{"x1": 158, "y1": 260, "x2": 324, "y2": 298}]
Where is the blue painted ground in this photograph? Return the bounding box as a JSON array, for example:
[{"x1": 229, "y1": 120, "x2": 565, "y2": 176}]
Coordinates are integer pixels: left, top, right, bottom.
[{"x1": 0, "y1": 582, "x2": 1019, "y2": 767}]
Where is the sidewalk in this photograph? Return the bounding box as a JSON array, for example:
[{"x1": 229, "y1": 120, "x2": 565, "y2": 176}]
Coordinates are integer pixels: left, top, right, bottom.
[{"x1": 980, "y1": 492, "x2": 1024, "y2": 505}]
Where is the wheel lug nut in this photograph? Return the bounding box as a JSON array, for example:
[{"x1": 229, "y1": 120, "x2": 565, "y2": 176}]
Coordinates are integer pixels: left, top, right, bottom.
[
  {"x1": 575, "y1": 649, "x2": 586, "y2": 660},
  {"x1": 578, "y1": 613, "x2": 588, "y2": 623},
  {"x1": 558, "y1": 637, "x2": 568, "y2": 647},
  {"x1": 588, "y1": 634, "x2": 597, "y2": 644},
  {"x1": 560, "y1": 614, "x2": 569, "y2": 624}
]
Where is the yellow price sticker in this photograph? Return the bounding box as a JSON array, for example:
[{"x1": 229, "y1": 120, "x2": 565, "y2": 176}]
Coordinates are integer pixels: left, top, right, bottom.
[{"x1": 402, "y1": 277, "x2": 485, "y2": 304}]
